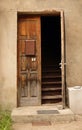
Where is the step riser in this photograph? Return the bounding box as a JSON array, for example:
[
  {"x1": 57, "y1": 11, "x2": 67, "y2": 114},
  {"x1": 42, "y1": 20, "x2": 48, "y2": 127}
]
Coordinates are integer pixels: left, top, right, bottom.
[
  {"x1": 42, "y1": 99, "x2": 62, "y2": 104},
  {"x1": 42, "y1": 72, "x2": 61, "y2": 76},
  {"x1": 12, "y1": 114, "x2": 75, "y2": 123},
  {"x1": 42, "y1": 82, "x2": 62, "y2": 85},
  {"x1": 42, "y1": 88, "x2": 62, "y2": 91},
  {"x1": 42, "y1": 91, "x2": 62, "y2": 96},
  {"x1": 42, "y1": 84, "x2": 61, "y2": 88},
  {"x1": 42, "y1": 77, "x2": 61, "y2": 82}
]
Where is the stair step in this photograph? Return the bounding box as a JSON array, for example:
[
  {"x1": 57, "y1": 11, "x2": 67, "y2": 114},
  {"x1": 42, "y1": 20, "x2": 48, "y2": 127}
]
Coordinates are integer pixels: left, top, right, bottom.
[
  {"x1": 42, "y1": 70, "x2": 61, "y2": 73},
  {"x1": 42, "y1": 66, "x2": 61, "y2": 104},
  {"x1": 11, "y1": 107, "x2": 75, "y2": 123},
  {"x1": 43, "y1": 64, "x2": 59, "y2": 67},
  {"x1": 42, "y1": 95, "x2": 62, "y2": 99},
  {"x1": 43, "y1": 66, "x2": 59, "y2": 70},
  {"x1": 42, "y1": 81, "x2": 62, "y2": 85},
  {"x1": 42, "y1": 75, "x2": 61, "y2": 79},
  {"x1": 42, "y1": 87, "x2": 62, "y2": 91}
]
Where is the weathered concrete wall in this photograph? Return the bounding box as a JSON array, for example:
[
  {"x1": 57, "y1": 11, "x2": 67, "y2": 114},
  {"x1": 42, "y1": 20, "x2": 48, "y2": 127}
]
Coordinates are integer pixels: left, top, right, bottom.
[
  {"x1": 0, "y1": 11, "x2": 17, "y2": 109},
  {"x1": 0, "y1": 0, "x2": 82, "y2": 109}
]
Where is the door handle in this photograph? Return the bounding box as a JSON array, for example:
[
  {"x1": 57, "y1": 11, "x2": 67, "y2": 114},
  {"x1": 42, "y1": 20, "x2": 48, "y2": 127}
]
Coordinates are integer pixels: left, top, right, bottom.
[{"x1": 59, "y1": 62, "x2": 66, "y2": 69}]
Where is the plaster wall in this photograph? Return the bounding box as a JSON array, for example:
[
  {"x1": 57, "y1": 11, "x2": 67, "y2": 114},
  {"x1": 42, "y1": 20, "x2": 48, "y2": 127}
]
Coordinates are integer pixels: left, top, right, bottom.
[{"x1": 0, "y1": 0, "x2": 82, "y2": 109}]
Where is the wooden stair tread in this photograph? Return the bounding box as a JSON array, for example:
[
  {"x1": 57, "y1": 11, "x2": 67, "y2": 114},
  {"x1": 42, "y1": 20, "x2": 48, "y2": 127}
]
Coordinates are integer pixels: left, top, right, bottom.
[
  {"x1": 42, "y1": 95, "x2": 62, "y2": 99},
  {"x1": 43, "y1": 64, "x2": 59, "y2": 67},
  {"x1": 42, "y1": 81, "x2": 62, "y2": 85},
  {"x1": 42, "y1": 70, "x2": 61, "y2": 73},
  {"x1": 42, "y1": 87, "x2": 62, "y2": 91},
  {"x1": 42, "y1": 75, "x2": 61, "y2": 78}
]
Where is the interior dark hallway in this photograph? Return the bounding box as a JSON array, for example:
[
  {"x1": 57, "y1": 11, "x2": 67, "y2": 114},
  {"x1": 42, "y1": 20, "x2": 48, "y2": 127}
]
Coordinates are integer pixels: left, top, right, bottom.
[{"x1": 41, "y1": 15, "x2": 62, "y2": 104}]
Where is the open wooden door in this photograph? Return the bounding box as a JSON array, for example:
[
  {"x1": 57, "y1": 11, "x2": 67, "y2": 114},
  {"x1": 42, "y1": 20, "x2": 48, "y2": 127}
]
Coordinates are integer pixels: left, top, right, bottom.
[
  {"x1": 17, "y1": 16, "x2": 41, "y2": 106},
  {"x1": 60, "y1": 11, "x2": 66, "y2": 108}
]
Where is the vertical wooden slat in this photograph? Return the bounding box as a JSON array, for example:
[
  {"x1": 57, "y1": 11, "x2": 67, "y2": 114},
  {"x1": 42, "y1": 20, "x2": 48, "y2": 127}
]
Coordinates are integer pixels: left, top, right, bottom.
[
  {"x1": 61, "y1": 11, "x2": 65, "y2": 108},
  {"x1": 21, "y1": 56, "x2": 27, "y2": 71},
  {"x1": 19, "y1": 20, "x2": 26, "y2": 36},
  {"x1": 21, "y1": 40, "x2": 26, "y2": 54}
]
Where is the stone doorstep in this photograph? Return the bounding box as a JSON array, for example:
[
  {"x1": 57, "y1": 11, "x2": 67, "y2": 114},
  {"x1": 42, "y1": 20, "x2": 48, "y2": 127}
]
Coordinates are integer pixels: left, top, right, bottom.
[{"x1": 11, "y1": 106, "x2": 82, "y2": 123}]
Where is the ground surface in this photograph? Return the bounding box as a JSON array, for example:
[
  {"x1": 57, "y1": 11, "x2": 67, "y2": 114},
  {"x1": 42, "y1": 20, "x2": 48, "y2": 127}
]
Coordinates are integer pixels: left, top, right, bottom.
[{"x1": 12, "y1": 121, "x2": 82, "y2": 130}]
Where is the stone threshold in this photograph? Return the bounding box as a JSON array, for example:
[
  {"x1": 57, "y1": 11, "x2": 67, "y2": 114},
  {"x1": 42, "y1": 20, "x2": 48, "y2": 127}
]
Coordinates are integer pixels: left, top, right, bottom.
[{"x1": 11, "y1": 105, "x2": 82, "y2": 123}]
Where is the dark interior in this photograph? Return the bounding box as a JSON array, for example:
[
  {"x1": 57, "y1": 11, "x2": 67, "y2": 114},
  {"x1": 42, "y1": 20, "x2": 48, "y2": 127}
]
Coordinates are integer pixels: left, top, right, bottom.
[
  {"x1": 41, "y1": 15, "x2": 62, "y2": 104},
  {"x1": 41, "y1": 15, "x2": 61, "y2": 71}
]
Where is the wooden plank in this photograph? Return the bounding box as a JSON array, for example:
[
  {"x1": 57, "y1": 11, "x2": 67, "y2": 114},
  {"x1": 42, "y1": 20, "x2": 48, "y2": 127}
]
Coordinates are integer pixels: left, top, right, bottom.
[
  {"x1": 19, "y1": 20, "x2": 26, "y2": 36},
  {"x1": 42, "y1": 75, "x2": 61, "y2": 78},
  {"x1": 42, "y1": 95, "x2": 62, "y2": 99},
  {"x1": 61, "y1": 11, "x2": 65, "y2": 108},
  {"x1": 42, "y1": 81, "x2": 62, "y2": 85},
  {"x1": 25, "y1": 40, "x2": 36, "y2": 56},
  {"x1": 42, "y1": 70, "x2": 60, "y2": 73},
  {"x1": 42, "y1": 87, "x2": 62, "y2": 91}
]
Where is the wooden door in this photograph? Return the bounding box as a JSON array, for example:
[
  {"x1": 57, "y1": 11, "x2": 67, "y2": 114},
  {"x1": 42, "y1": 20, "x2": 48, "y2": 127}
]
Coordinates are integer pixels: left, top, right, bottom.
[{"x1": 17, "y1": 16, "x2": 41, "y2": 106}]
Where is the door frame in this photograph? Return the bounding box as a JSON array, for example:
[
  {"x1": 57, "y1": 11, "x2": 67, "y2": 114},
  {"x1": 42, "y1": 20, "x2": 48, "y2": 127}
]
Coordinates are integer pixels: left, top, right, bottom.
[
  {"x1": 60, "y1": 11, "x2": 66, "y2": 108},
  {"x1": 17, "y1": 10, "x2": 66, "y2": 107}
]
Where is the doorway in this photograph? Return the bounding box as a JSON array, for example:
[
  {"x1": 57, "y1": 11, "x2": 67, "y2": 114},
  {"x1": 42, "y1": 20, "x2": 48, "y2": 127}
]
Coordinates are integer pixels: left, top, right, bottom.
[
  {"x1": 41, "y1": 15, "x2": 62, "y2": 104},
  {"x1": 17, "y1": 11, "x2": 65, "y2": 107}
]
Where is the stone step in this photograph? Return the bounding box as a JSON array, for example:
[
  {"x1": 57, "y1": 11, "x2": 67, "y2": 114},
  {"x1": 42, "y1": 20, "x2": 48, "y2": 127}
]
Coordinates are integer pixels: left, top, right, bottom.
[{"x1": 11, "y1": 106, "x2": 75, "y2": 123}]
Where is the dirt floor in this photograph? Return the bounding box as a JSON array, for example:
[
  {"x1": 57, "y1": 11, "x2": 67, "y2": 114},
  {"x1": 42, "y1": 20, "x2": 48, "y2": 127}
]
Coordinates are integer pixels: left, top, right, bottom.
[{"x1": 12, "y1": 121, "x2": 82, "y2": 130}]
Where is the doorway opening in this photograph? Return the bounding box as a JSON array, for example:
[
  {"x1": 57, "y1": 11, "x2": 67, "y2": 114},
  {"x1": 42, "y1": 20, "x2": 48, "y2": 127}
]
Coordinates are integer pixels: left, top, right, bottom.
[
  {"x1": 41, "y1": 15, "x2": 62, "y2": 104},
  {"x1": 17, "y1": 11, "x2": 65, "y2": 107}
]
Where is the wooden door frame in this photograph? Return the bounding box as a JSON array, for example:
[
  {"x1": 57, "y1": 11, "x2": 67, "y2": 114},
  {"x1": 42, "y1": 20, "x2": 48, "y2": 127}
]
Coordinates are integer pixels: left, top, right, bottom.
[
  {"x1": 60, "y1": 11, "x2": 66, "y2": 108},
  {"x1": 17, "y1": 10, "x2": 66, "y2": 107}
]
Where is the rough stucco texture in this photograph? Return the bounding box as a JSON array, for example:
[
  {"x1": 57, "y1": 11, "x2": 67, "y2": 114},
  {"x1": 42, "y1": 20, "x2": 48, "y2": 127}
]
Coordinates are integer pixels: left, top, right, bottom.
[
  {"x1": 0, "y1": 11, "x2": 17, "y2": 109},
  {"x1": 0, "y1": 0, "x2": 82, "y2": 109}
]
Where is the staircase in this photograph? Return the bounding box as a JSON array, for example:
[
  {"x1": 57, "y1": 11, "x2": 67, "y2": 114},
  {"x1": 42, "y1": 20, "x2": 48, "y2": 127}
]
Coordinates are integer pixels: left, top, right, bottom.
[{"x1": 42, "y1": 65, "x2": 62, "y2": 104}]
